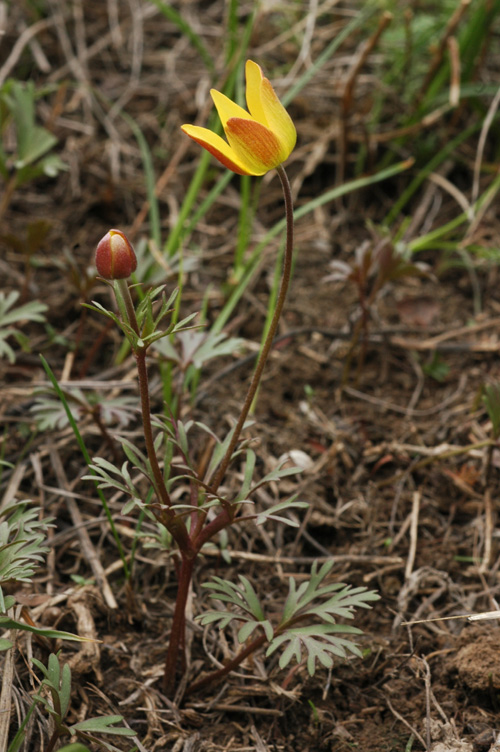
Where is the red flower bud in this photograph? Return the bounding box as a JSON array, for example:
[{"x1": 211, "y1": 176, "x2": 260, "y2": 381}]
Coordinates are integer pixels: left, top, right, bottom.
[{"x1": 95, "y1": 229, "x2": 137, "y2": 280}]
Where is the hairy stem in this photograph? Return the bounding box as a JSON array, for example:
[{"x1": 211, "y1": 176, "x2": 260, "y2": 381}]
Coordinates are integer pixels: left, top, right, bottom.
[
  {"x1": 208, "y1": 164, "x2": 294, "y2": 494},
  {"x1": 115, "y1": 280, "x2": 192, "y2": 554}
]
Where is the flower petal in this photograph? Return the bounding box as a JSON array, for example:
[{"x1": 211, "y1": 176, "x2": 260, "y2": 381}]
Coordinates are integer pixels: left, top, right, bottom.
[
  {"x1": 181, "y1": 124, "x2": 253, "y2": 175},
  {"x1": 245, "y1": 60, "x2": 268, "y2": 125},
  {"x1": 225, "y1": 117, "x2": 284, "y2": 175},
  {"x1": 245, "y1": 60, "x2": 296, "y2": 157},
  {"x1": 210, "y1": 89, "x2": 252, "y2": 130}
]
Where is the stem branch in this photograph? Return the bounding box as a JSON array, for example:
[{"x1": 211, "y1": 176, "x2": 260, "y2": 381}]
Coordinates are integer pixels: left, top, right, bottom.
[{"x1": 185, "y1": 631, "x2": 268, "y2": 697}]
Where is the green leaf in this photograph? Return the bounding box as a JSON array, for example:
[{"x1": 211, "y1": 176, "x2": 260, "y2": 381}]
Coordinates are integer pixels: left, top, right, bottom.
[
  {"x1": 60, "y1": 661, "x2": 72, "y2": 718},
  {"x1": 15, "y1": 126, "x2": 57, "y2": 168},
  {"x1": 237, "y1": 619, "x2": 273, "y2": 643},
  {"x1": 235, "y1": 449, "x2": 256, "y2": 502},
  {"x1": 70, "y1": 715, "x2": 136, "y2": 736},
  {"x1": 120, "y1": 439, "x2": 148, "y2": 472},
  {"x1": 238, "y1": 576, "x2": 266, "y2": 620},
  {"x1": 0, "y1": 616, "x2": 94, "y2": 642},
  {"x1": 197, "y1": 611, "x2": 235, "y2": 630},
  {"x1": 483, "y1": 383, "x2": 500, "y2": 439},
  {"x1": 254, "y1": 495, "x2": 309, "y2": 527},
  {"x1": 0, "y1": 637, "x2": 13, "y2": 651},
  {"x1": 267, "y1": 624, "x2": 364, "y2": 676}
]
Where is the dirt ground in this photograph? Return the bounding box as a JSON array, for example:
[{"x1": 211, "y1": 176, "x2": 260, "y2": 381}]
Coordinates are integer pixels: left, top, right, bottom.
[{"x1": 2, "y1": 2, "x2": 500, "y2": 751}]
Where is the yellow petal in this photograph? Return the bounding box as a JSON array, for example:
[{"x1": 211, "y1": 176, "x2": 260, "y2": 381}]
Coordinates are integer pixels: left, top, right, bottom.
[
  {"x1": 181, "y1": 124, "x2": 254, "y2": 175},
  {"x1": 225, "y1": 118, "x2": 284, "y2": 175},
  {"x1": 210, "y1": 89, "x2": 252, "y2": 130},
  {"x1": 245, "y1": 60, "x2": 296, "y2": 157},
  {"x1": 245, "y1": 60, "x2": 268, "y2": 125}
]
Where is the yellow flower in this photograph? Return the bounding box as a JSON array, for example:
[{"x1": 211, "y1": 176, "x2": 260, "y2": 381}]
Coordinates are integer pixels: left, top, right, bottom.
[{"x1": 181, "y1": 60, "x2": 296, "y2": 176}]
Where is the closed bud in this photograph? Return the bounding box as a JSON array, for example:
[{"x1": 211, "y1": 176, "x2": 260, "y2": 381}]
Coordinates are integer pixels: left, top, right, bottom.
[{"x1": 95, "y1": 229, "x2": 137, "y2": 280}]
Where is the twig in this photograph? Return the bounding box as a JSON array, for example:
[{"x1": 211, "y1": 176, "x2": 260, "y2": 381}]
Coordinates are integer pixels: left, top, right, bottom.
[
  {"x1": 0, "y1": 17, "x2": 56, "y2": 86},
  {"x1": 405, "y1": 491, "x2": 421, "y2": 580},
  {"x1": 385, "y1": 695, "x2": 427, "y2": 749},
  {"x1": 199, "y1": 548, "x2": 403, "y2": 567}
]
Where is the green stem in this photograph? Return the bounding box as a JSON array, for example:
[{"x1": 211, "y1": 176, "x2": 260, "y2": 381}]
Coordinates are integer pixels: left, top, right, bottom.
[{"x1": 207, "y1": 164, "x2": 294, "y2": 495}]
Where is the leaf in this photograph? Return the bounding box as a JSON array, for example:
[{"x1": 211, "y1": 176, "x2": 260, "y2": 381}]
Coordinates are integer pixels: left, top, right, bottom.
[
  {"x1": 70, "y1": 715, "x2": 136, "y2": 736},
  {"x1": 0, "y1": 293, "x2": 47, "y2": 327},
  {"x1": 237, "y1": 619, "x2": 274, "y2": 643},
  {"x1": 0, "y1": 616, "x2": 96, "y2": 642},
  {"x1": 266, "y1": 624, "x2": 364, "y2": 676},
  {"x1": 0, "y1": 592, "x2": 16, "y2": 612},
  {"x1": 234, "y1": 449, "x2": 256, "y2": 503},
  {"x1": 0, "y1": 503, "x2": 53, "y2": 588},
  {"x1": 483, "y1": 383, "x2": 500, "y2": 439},
  {"x1": 254, "y1": 495, "x2": 309, "y2": 527},
  {"x1": 254, "y1": 459, "x2": 303, "y2": 487},
  {"x1": 197, "y1": 611, "x2": 235, "y2": 630},
  {"x1": 0, "y1": 637, "x2": 13, "y2": 651}
]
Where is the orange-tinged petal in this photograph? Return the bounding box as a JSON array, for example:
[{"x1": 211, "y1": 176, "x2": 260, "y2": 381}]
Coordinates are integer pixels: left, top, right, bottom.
[
  {"x1": 181, "y1": 124, "x2": 253, "y2": 175},
  {"x1": 181, "y1": 60, "x2": 296, "y2": 175},
  {"x1": 225, "y1": 117, "x2": 285, "y2": 174},
  {"x1": 260, "y1": 77, "x2": 296, "y2": 153},
  {"x1": 245, "y1": 60, "x2": 296, "y2": 157}
]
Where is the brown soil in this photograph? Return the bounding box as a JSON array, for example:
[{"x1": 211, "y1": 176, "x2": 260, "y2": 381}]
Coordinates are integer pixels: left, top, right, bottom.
[{"x1": 2, "y1": 2, "x2": 500, "y2": 751}]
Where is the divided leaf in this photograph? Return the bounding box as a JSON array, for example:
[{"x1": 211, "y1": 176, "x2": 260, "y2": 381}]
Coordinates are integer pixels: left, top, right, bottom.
[{"x1": 200, "y1": 562, "x2": 379, "y2": 677}]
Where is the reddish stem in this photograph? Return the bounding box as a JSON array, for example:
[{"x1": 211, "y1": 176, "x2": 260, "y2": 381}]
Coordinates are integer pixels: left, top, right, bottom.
[
  {"x1": 115, "y1": 280, "x2": 192, "y2": 555},
  {"x1": 163, "y1": 554, "x2": 195, "y2": 695},
  {"x1": 185, "y1": 631, "x2": 268, "y2": 697},
  {"x1": 165, "y1": 164, "x2": 294, "y2": 698}
]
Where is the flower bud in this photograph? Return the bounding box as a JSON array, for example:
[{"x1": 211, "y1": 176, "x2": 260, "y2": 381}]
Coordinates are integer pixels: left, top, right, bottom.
[{"x1": 95, "y1": 229, "x2": 137, "y2": 280}]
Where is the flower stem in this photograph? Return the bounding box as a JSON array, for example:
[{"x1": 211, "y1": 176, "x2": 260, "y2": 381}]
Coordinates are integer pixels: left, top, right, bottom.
[
  {"x1": 207, "y1": 164, "x2": 294, "y2": 495},
  {"x1": 115, "y1": 280, "x2": 192, "y2": 554}
]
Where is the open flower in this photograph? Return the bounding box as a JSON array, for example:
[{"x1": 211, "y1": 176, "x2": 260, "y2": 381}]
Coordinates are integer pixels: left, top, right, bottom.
[
  {"x1": 181, "y1": 60, "x2": 296, "y2": 176},
  {"x1": 95, "y1": 229, "x2": 137, "y2": 280}
]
